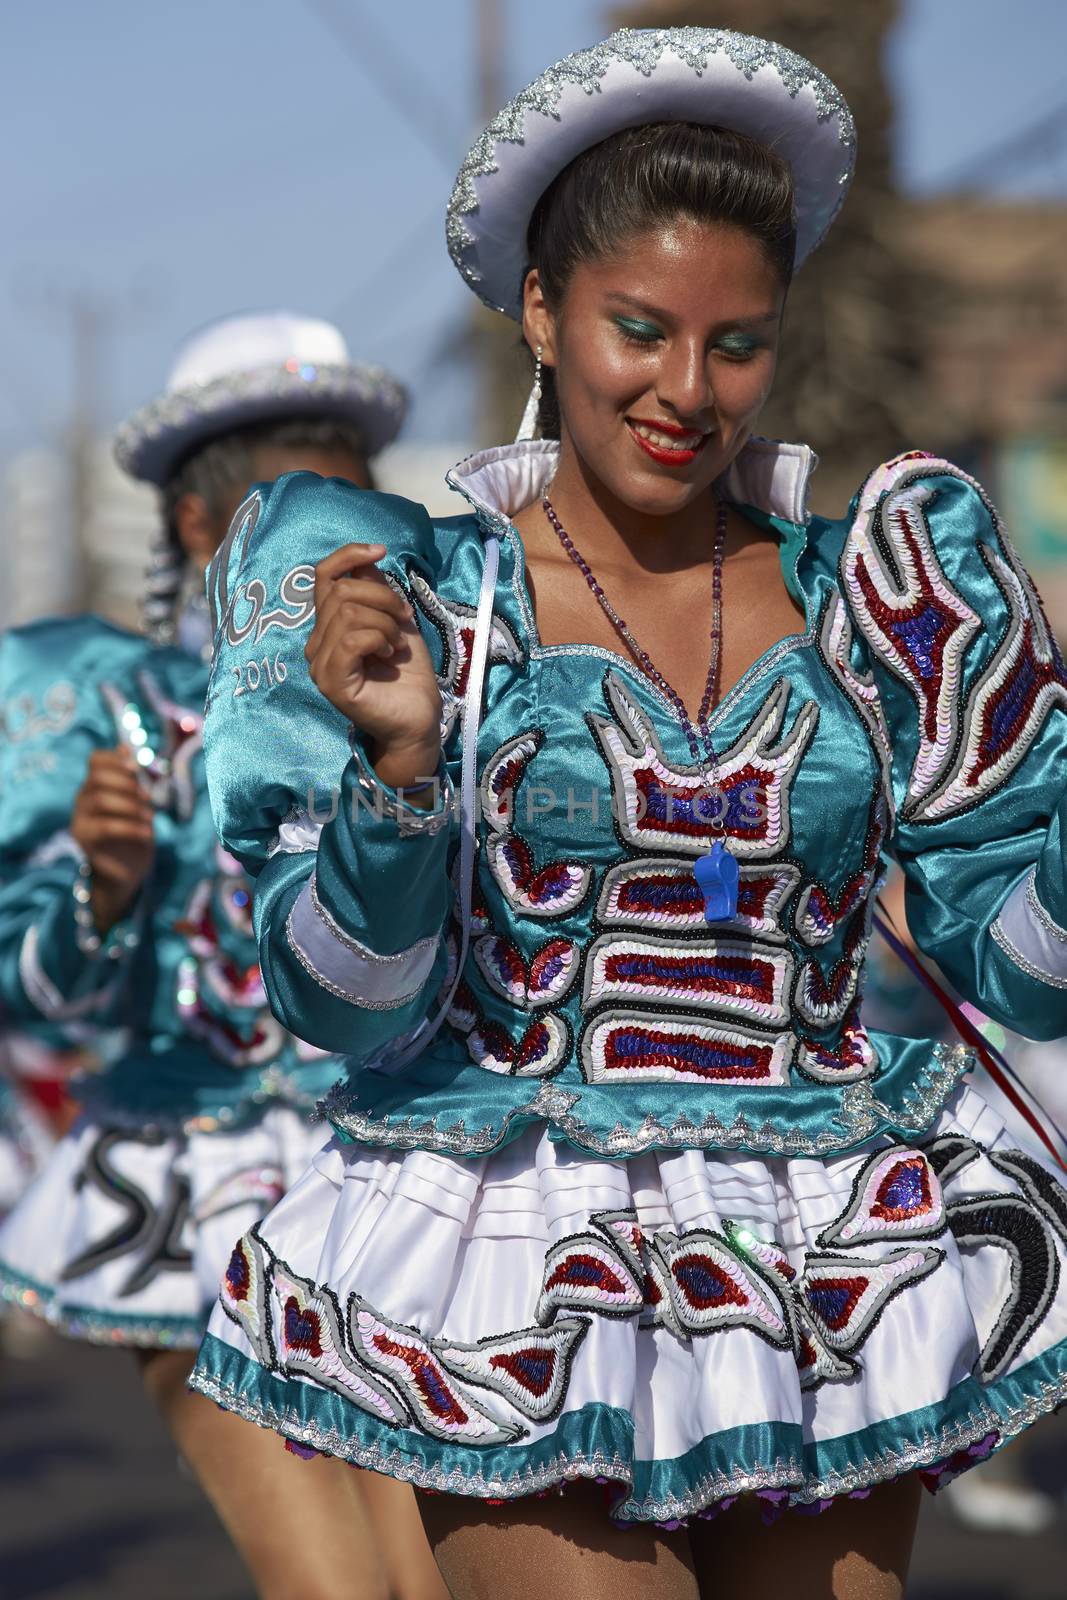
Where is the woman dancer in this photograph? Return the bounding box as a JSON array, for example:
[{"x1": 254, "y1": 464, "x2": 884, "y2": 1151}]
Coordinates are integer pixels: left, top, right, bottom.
[
  {"x1": 191, "y1": 33, "x2": 1067, "y2": 1600},
  {"x1": 0, "y1": 313, "x2": 445, "y2": 1599}
]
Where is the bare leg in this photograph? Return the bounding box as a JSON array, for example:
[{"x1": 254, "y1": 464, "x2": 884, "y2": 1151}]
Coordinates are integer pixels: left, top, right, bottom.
[
  {"x1": 357, "y1": 1471, "x2": 450, "y2": 1600},
  {"x1": 137, "y1": 1349, "x2": 387, "y2": 1600},
  {"x1": 418, "y1": 1482, "x2": 699, "y2": 1600},
  {"x1": 690, "y1": 1474, "x2": 922, "y2": 1600}
]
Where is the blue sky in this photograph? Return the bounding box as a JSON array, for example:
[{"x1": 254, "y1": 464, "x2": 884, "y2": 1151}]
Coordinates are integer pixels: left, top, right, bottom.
[{"x1": 3, "y1": 0, "x2": 1066, "y2": 456}]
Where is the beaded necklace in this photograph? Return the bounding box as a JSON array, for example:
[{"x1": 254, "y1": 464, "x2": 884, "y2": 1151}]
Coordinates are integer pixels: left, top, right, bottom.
[{"x1": 541, "y1": 492, "x2": 739, "y2": 923}]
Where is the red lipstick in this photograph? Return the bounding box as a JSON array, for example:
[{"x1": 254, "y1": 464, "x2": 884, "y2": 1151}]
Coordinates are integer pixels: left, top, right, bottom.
[{"x1": 626, "y1": 417, "x2": 710, "y2": 468}]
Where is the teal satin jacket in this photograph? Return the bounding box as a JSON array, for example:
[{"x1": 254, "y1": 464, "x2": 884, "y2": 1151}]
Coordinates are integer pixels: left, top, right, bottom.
[
  {"x1": 0, "y1": 615, "x2": 339, "y2": 1130},
  {"x1": 200, "y1": 439, "x2": 1067, "y2": 1160}
]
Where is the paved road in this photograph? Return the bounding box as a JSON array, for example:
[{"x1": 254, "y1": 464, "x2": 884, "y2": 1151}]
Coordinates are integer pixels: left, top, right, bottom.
[{"x1": 2, "y1": 1323, "x2": 1066, "y2": 1598}]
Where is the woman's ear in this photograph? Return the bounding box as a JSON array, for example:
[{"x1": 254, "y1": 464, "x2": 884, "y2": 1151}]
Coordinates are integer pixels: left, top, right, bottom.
[
  {"x1": 172, "y1": 492, "x2": 219, "y2": 574},
  {"x1": 521, "y1": 268, "x2": 557, "y2": 368}
]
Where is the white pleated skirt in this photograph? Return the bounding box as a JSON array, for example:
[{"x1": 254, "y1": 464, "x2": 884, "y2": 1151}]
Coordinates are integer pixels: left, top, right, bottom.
[{"x1": 190, "y1": 1079, "x2": 1067, "y2": 1522}]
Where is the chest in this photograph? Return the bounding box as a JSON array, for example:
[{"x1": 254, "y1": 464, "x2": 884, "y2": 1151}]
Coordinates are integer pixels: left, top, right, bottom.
[
  {"x1": 526, "y1": 537, "x2": 806, "y2": 725},
  {"x1": 466, "y1": 590, "x2": 890, "y2": 937}
]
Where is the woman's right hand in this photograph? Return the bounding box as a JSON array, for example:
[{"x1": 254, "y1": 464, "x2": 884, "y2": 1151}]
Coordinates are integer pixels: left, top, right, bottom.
[
  {"x1": 307, "y1": 543, "x2": 443, "y2": 789},
  {"x1": 71, "y1": 747, "x2": 157, "y2": 934}
]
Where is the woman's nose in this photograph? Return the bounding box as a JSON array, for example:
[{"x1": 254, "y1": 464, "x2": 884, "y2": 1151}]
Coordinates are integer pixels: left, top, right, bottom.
[{"x1": 654, "y1": 339, "x2": 714, "y2": 424}]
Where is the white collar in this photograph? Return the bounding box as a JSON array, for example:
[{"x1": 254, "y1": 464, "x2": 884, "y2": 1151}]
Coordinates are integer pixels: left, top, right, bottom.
[{"x1": 445, "y1": 436, "x2": 818, "y2": 530}]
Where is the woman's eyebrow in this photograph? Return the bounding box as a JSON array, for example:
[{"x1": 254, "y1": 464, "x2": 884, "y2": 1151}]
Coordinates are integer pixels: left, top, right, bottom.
[{"x1": 604, "y1": 293, "x2": 780, "y2": 329}]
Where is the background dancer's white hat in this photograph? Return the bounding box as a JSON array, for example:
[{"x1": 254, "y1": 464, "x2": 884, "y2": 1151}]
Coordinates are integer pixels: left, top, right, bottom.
[{"x1": 115, "y1": 310, "x2": 408, "y2": 485}]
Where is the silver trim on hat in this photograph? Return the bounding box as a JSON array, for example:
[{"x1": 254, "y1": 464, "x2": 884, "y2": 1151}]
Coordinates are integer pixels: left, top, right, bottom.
[
  {"x1": 447, "y1": 27, "x2": 856, "y2": 319},
  {"x1": 115, "y1": 361, "x2": 408, "y2": 485}
]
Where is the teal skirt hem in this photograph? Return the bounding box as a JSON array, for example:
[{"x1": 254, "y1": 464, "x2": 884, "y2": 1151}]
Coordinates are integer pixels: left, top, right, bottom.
[
  {"x1": 190, "y1": 1330, "x2": 1067, "y2": 1520},
  {"x1": 0, "y1": 1259, "x2": 204, "y2": 1349}
]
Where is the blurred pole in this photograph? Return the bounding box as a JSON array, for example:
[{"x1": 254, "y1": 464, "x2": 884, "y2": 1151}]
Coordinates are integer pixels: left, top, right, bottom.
[
  {"x1": 477, "y1": 0, "x2": 503, "y2": 125},
  {"x1": 68, "y1": 292, "x2": 111, "y2": 614},
  {"x1": 15, "y1": 283, "x2": 117, "y2": 618}
]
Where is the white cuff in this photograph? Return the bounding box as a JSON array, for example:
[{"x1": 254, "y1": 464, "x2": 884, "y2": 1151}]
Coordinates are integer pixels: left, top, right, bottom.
[
  {"x1": 285, "y1": 873, "x2": 439, "y2": 1009},
  {"x1": 990, "y1": 868, "x2": 1067, "y2": 990}
]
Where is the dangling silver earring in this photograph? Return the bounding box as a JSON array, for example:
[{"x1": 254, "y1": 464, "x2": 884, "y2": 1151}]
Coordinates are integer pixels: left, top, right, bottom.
[{"x1": 516, "y1": 343, "x2": 543, "y2": 443}]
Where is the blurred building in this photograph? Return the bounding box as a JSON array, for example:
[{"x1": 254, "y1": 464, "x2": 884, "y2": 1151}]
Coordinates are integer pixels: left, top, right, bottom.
[
  {"x1": 598, "y1": 0, "x2": 1067, "y2": 628},
  {"x1": 0, "y1": 444, "x2": 468, "y2": 632}
]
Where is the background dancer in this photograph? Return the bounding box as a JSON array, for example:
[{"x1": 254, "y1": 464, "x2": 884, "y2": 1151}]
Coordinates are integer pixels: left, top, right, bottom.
[{"x1": 0, "y1": 312, "x2": 445, "y2": 1599}]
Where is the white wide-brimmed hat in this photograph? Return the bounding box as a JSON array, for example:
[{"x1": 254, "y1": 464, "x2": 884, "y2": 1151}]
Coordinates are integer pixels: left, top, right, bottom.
[
  {"x1": 115, "y1": 311, "x2": 408, "y2": 485},
  {"x1": 447, "y1": 27, "x2": 856, "y2": 320}
]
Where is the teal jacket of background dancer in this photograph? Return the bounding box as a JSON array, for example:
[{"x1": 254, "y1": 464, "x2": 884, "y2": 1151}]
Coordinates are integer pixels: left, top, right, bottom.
[
  {"x1": 0, "y1": 614, "x2": 340, "y2": 1130},
  {"x1": 199, "y1": 441, "x2": 1067, "y2": 1162}
]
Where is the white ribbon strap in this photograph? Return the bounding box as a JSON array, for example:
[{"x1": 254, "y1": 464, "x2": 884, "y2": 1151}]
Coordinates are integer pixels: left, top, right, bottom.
[{"x1": 372, "y1": 534, "x2": 502, "y2": 1071}]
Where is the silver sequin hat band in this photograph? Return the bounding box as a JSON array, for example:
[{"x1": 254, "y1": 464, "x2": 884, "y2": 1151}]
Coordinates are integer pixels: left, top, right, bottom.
[
  {"x1": 114, "y1": 310, "x2": 409, "y2": 485},
  {"x1": 447, "y1": 27, "x2": 856, "y2": 320}
]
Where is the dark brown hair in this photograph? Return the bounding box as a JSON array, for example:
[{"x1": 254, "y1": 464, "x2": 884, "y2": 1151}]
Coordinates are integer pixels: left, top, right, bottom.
[
  {"x1": 145, "y1": 416, "x2": 372, "y2": 644},
  {"x1": 525, "y1": 122, "x2": 796, "y2": 437}
]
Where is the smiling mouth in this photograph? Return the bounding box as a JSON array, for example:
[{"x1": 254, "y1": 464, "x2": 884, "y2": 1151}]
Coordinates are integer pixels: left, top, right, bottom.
[{"x1": 626, "y1": 418, "x2": 711, "y2": 466}]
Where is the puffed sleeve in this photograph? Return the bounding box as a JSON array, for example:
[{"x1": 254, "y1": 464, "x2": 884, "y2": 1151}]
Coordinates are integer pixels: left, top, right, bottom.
[
  {"x1": 203, "y1": 472, "x2": 456, "y2": 1060},
  {"x1": 0, "y1": 618, "x2": 148, "y2": 1028},
  {"x1": 842, "y1": 454, "x2": 1067, "y2": 1039}
]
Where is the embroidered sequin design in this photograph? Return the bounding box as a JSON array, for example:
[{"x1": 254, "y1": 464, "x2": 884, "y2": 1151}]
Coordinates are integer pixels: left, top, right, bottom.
[
  {"x1": 349, "y1": 1300, "x2": 524, "y2": 1445},
  {"x1": 434, "y1": 1318, "x2": 589, "y2": 1425},
  {"x1": 536, "y1": 1232, "x2": 646, "y2": 1324},
  {"x1": 474, "y1": 933, "x2": 578, "y2": 1009},
  {"x1": 480, "y1": 731, "x2": 539, "y2": 831},
  {"x1": 174, "y1": 862, "x2": 286, "y2": 1069},
  {"x1": 921, "y1": 1131, "x2": 1067, "y2": 1380},
  {"x1": 579, "y1": 1009, "x2": 794, "y2": 1086},
  {"x1": 914, "y1": 545, "x2": 1067, "y2": 822},
  {"x1": 794, "y1": 906, "x2": 872, "y2": 1029},
  {"x1": 272, "y1": 1261, "x2": 411, "y2": 1426},
  {"x1": 657, "y1": 1228, "x2": 794, "y2": 1348},
  {"x1": 481, "y1": 730, "x2": 591, "y2": 917},
  {"x1": 101, "y1": 671, "x2": 204, "y2": 821},
  {"x1": 842, "y1": 468, "x2": 980, "y2": 813},
  {"x1": 989, "y1": 1150, "x2": 1067, "y2": 1248},
  {"x1": 817, "y1": 594, "x2": 895, "y2": 813},
  {"x1": 722, "y1": 1220, "x2": 797, "y2": 1286},
  {"x1": 408, "y1": 569, "x2": 524, "y2": 740},
  {"x1": 589, "y1": 1209, "x2": 648, "y2": 1281},
  {"x1": 794, "y1": 1303, "x2": 859, "y2": 1390},
  {"x1": 922, "y1": 1134, "x2": 982, "y2": 1183},
  {"x1": 796, "y1": 1003, "x2": 878, "y2": 1085},
  {"x1": 800, "y1": 1247, "x2": 942, "y2": 1353},
  {"x1": 597, "y1": 857, "x2": 800, "y2": 942},
  {"x1": 206, "y1": 490, "x2": 262, "y2": 640},
  {"x1": 816, "y1": 1147, "x2": 944, "y2": 1248},
  {"x1": 488, "y1": 836, "x2": 591, "y2": 917},
  {"x1": 641, "y1": 1237, "x2": 683, "y2": 1335},
  {"x1": 947, "y1": 1193, "x2": 1060, "y2": 1381},
  {"x1": 58, "y1": 1128, "x2": 193, "y2": 1297},
  {"x1": 795, "y1": 795, "x2": 887, "y2": 948},
  {"x1": 220, "y1": 1227, "x2": 277, "y2": 1370},
  {"x1": 194, "y1": 1164, "x2": 285, "y2": 1224},
  {"x1": 215, "y1": 1196, "x2": 956, "y2": 1454},
  {"x1": 176, "y1": 953, "x2": 283, "y2": 1068},
  {"x1": 583, "y1": 932, "x2": 793, "y2": 1028},
  {"x1": 589, "y1": 672, "x2": 818, "y2": 859},
  {"x1": 467, "y1": 1010, "x2": 569, "y2": 1078}
]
